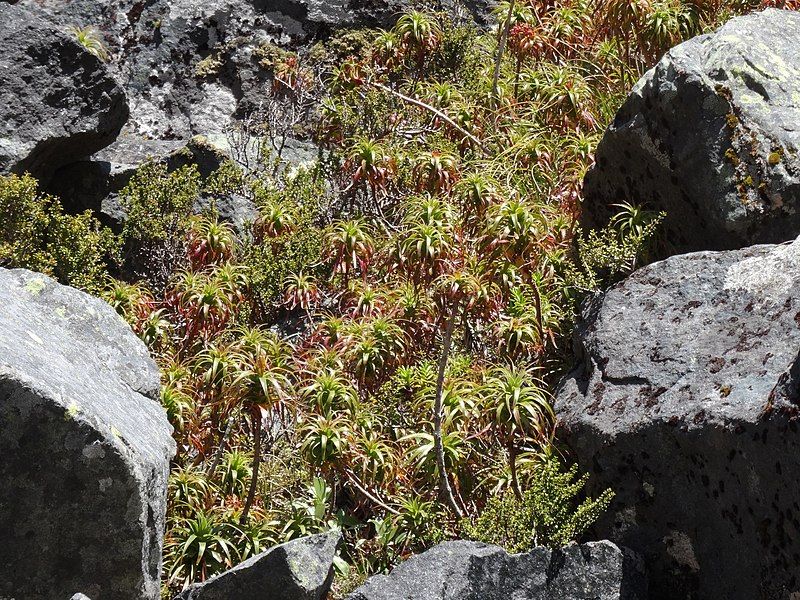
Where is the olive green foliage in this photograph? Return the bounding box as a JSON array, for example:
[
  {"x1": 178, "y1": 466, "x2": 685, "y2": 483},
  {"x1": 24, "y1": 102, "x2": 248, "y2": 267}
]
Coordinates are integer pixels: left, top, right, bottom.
[
  {"x1": 572, "y1": 202, "x2": 666, "y2": 291},
  {"x1": 119, "y1": 162, "x2": 201, "y2": 285},
  {"x1": 243, "y1": 167, "x2": 325, "y2": 315},
  {"x1": 462, "y1": 455, "x2": 614, "y2": 552},
  {"x1": 204, "y1": 160, "x2": 247, "y2": 196},
  {"x1": 120, "y1": 161, "x2": 201, "y2": 246},
  {"x1": 0, "y1": 173, "x2": 117, "y2": 293}
]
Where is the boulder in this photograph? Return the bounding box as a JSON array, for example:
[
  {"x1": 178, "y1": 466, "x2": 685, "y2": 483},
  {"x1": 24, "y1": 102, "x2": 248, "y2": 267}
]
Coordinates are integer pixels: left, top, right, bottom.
[
  {"x1": 348, "y1": 540, "x2": 647, "y2": 600},
  {"x1": 0, "y1": 3, "x2": 128, "y2": 182},
  {"x1": 176, "y1": 530, "x2": 341, "y2": 600},
  {"x1": 0, "y1": 269, "x2": 175, "y2": 599},
  {"x1": 555, "y1": 236, "x2": 800, "y2": 599},
  {"x1": 583, "y1": 9, "x2": 800, "y2": 253}
]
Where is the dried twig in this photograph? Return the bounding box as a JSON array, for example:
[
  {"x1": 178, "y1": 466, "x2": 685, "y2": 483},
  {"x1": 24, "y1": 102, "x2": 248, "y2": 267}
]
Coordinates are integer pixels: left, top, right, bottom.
[{"x1": 366, "y1": 81, "x2": 488, "y2": 155}]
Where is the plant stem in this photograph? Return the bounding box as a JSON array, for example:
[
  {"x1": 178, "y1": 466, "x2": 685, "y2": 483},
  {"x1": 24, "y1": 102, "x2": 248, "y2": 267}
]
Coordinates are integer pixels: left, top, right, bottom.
[
  {"x1": 509, "y1": 440, "x2": 522, "y2": 500},
  {"x1": 433, "y1": 297, "x2": 465, "y2": 518},
  {"x1": 492, "y1": 0, "x2": 516, "y2": 102},
  {"x1": 206, "y1": 413, "x2": 236, "y2": 477},
  {"x1": 344, "y1": 468, "x2": 400, "y2": 516},
  {"x1": 240, "y1": 408, "x2": 262, "y2": 524},
  {"x1": 366, "y1": 81, "x2": 487, "y2": 155}
]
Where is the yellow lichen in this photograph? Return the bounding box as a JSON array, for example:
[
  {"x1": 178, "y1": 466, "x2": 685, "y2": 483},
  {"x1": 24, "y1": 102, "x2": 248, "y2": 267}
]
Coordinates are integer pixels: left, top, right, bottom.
[{"x1": 24, "y1": 278, "x2": 46, "y2": 296}]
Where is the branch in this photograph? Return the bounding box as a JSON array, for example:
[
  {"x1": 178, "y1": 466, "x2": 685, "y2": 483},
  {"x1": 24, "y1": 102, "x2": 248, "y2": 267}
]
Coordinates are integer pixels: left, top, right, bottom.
[
  {"x1": 344, "y1": 468, "x2": 400, "y2": 516},
  {"x1": 366, "y1": 81, "x2": 488, "y2": 156},
  {"x1": 492, "y1": 0, "x2": 516, "y2": 101},
  {"x1": 433, "y1": 297, "x2": 466, "y2": 518}
]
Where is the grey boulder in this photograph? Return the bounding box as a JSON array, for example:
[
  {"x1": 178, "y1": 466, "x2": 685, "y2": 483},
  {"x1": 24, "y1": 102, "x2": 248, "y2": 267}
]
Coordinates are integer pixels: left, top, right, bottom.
[
  {"x1": 583, "y1": 9, "x2": 800, "y2": 253},
  {"x1": 0, "y1": 3, "x2": 128, "y2": 182},
  {"x1": 176, "y1": 530, "x2": 341, "y2": 600},
  {"x1": 556, "y1": 236, "x2": 800, "y2": 599},
  {"x1": 348, "y1": 540, "x2": 646, "y2": 600},
  {"x1": 0, "y1": 269, "x2": 175, "y2": 599}
]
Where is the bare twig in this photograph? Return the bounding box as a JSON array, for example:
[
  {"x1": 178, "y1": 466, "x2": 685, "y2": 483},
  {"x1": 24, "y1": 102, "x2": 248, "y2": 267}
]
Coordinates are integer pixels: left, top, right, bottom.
[
  {"x1": 366, "y1": 81, "x2": 487, "y2": 155},
  {"x1": 344, "y1": 469, "x2": 400, "y2": 516},
  {"x1": 433, "y1": 297, "x2": 466, "y2": 518}
]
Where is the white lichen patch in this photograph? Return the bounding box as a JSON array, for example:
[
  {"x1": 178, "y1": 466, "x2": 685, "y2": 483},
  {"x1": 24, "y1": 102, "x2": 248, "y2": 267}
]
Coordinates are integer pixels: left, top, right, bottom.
[
  {"x1": 26, "y1": 330, "x2": 43, "y2": 345},
  {"x1": 664, "y1": 530, "x2": 701, "y2": 571},
  {"x1": 82, "y1": 441, "x2": 106, "y2": 460},
  {"x1": 724, "y1": 240, "x2": 800, "y2": 303}
]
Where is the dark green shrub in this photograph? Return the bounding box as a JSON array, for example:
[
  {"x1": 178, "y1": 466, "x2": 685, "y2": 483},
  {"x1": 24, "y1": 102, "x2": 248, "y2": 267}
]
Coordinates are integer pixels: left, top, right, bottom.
[
  {"x1": 119, "y1": 161, "x2": 201, "y2": 286},
  {"x1": 577, "y1": 202, "x2": 665, "y2": 286},
  {"x1": 0, "y1": 173, "x2": 117, "y2": 293},
  {"x1": 243, "y1": 167, "x2": 326, "y2": 316},
  {"x1": 120, "y1": 161, "x2": 200, "y2": 244}
]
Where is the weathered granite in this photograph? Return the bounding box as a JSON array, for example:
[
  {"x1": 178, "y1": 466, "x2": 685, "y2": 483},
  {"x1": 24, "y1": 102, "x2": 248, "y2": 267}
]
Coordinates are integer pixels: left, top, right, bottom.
[
  {"x1": 0, "y1": 268, "x2": 175, "y2": 599},
  {"x1": 348, "y1": 540, "x2": 646, "y2": 600},
  {"x1": 0, "y1": 3, "x2": 128, "y2": 182},
  {"x1": 176, "y1": 530, "x2": 341, "y2": 600},
  {"x1": 584, "y1": 9, "x2": 800, "y2": 253}
]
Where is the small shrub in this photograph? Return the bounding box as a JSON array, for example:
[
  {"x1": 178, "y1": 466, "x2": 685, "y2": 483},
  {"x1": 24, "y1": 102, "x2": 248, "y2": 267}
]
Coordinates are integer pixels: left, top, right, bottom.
[
  {"x1": 243, "y1": 167, "x2": 326, "y2": 316},
  {"x1": 571, "y1": 204, "x2": 665, "y2": 292},
  {"x1": 462, "y1": 455, "x2": 613, "y2": 552},
  {"x1": 119, "y1": 162, "x2": 201, "y2": 287},
  {"x1": 0, "y1": 173, "x2": 117, "y2": 293}
]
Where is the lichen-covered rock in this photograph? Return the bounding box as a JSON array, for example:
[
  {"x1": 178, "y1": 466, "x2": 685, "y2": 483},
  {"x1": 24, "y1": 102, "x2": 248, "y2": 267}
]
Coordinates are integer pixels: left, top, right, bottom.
[
  {"x1": 555, "y1": 236, "x2": 800, "y2": 599},
  {"x1": 583, "y1": 9, "x2": 800, "y2": 253},
  {"x1": 176, "y1": 530, "x2": 341, "y2": 600},
  {"x1": 0, "y1": 269, "x2": 175, "y2": 599},
  {"x1": 0, "y1": 3, "x2": 128, "y2": 182},
  {"x1": 348, "y1": 540, "x2": 646, "y2": 600}
]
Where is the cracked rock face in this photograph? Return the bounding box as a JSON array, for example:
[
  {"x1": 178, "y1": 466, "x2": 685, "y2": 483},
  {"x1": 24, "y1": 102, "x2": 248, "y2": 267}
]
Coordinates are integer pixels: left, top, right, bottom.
[
  {"x1": 347, "y1": 539, "x2": 647, "y2": 600},
  {"x1": 0, "y1": 268, "x2": 175, "y2": 600},
  {"x1": 555, "y1": 237, "x2": 800, "y2": 599},
  {"x1": 0, "y1": 3, "x2": 129, "y2": 183},
  {"x1": 583, "y1": 9, "x2": 800, "y2": 253},
  {"x1": 176, "y1": 530, "x2": 341, "y2": 600}
]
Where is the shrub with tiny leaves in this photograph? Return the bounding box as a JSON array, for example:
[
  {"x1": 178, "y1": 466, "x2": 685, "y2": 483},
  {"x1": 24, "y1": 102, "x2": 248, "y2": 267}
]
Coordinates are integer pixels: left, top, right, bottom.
[
  {"x1": 0, "y1": 173, "x2": 117, "y2": 293},
  {"x1": 462, "y1": 455, "x2": 614, "y2": 552}
]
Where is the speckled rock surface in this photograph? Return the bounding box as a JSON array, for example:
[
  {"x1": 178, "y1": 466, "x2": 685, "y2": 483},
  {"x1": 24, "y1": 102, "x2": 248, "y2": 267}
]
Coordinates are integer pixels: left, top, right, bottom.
[
  {"x1": 176, "y1": 530, "x2": 341, "y2": 600},
  {"x1": 0, "y1": 268, "x2": 175, "y2": 600},
  {"x1": 556, "y1": 236, "x2": 800, "y2": 599},
  {"x1": 0, "y1": 3, "x2": 128, "y2": 182},
  {"x1": 347, "y1": 539, "x2": 646, "y2": 600},
  {"x1": 17, "y1": 0, "x2": 490, "y2": 141},
  {"x1": 583, "y1": 9, "x2": 800, "y2": 253}
]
